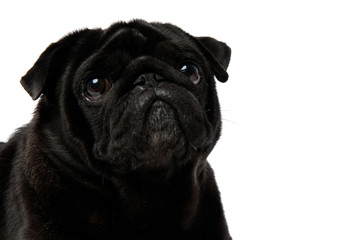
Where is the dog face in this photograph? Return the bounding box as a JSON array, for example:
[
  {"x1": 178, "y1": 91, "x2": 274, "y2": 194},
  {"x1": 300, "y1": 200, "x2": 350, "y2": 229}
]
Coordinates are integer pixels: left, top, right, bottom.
[{"x1": 20, "y1": 20, "x2": 231, "y2": 179}]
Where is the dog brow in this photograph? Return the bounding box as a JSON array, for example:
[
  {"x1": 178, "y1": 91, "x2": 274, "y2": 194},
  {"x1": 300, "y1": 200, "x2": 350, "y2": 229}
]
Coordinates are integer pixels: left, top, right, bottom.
[{"x1": 99, "y1": 28, "x2": 148, "y2": 53}]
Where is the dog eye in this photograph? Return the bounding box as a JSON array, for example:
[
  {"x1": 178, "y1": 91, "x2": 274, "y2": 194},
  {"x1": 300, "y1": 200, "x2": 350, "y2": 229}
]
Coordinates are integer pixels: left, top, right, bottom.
[
  {"x1": 180, "y1": 64, "x2": 201, "y2": 84},
  {"x1": 85, "y1": 78, "x2": 111, "y2": 101}
]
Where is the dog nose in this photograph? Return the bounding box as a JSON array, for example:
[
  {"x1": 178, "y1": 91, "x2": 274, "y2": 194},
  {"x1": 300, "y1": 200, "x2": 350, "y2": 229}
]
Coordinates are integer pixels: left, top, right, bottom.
[{"x1": 134, "y1": 73, "x2": 164, "y2": 86}]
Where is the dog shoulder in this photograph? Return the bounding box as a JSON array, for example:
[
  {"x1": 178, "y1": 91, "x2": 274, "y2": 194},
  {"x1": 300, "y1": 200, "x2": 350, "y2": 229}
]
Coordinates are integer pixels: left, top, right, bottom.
[{"x1": 0, "y1": 127, "x2": 29, "y2": 185}]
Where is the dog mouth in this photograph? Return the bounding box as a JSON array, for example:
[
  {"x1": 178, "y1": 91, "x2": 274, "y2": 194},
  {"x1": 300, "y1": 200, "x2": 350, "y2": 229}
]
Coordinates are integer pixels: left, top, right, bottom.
[
  {"x1": 122, "y1": 83, "x2": 207, "y2": 151},
  {"x1": 115, "y1": 93, "x2": 187, "y2": 173},
  {"x1": 143, "y1": 100, "x2": 182, "y2": 147},
  {"x1": 98, "y1": 83, "x2": 207, "y2": 172}
]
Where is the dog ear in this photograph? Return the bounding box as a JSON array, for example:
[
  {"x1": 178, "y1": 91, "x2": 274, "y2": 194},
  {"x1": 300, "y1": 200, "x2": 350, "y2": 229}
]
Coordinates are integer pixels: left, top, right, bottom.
[
  {"x1": 20, "y1": 30, "x2": 98, "y2": 100},
  {"x1": 196, "y1": 37, "x2": 231, "y2": 83}
]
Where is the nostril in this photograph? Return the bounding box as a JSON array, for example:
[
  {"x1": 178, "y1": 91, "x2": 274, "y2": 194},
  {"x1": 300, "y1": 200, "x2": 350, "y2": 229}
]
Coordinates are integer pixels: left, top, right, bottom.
[
  {"x1": 134, "y1": 73, "x2": 164, "y2": 86},
  {"x1": 153, "y1": 74, "x2": 165, "y2": 81},
  {"x1": 133, "y1": 75, "x2": 146, "y2": 85}
]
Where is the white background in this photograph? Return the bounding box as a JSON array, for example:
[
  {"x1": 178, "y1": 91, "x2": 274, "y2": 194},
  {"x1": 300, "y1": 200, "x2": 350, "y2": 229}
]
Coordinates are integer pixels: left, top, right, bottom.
[{"x1": 1, "y1": 0, "x2": 360, "y2": 239}]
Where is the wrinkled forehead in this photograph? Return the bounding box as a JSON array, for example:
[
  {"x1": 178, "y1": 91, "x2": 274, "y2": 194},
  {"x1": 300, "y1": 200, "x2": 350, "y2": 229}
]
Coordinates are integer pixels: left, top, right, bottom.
[
  {"x1": 99, "y1": 28, "x2": 157, "y2": 54},
  {"x1": 97, "y1": 22, "x2": 198, "y2": 57}
]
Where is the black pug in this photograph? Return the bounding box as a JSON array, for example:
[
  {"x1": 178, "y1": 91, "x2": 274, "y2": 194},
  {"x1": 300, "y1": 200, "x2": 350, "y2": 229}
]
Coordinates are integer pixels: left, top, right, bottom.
[{"x1": 0, "y1": 20, "x2": 232, "y2": 240}]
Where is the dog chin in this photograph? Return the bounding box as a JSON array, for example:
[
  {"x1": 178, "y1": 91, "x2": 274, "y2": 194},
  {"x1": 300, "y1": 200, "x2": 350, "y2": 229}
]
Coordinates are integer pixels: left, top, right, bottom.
[{"x1": 143, "y1": 100, "x2": 182, "y2": 147}]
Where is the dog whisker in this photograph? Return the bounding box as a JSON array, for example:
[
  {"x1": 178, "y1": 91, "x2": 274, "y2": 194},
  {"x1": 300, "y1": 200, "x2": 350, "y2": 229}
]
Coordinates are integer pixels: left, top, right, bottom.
[{"x1": 222, "y1": 118, "x2": 239, "y2": 125}]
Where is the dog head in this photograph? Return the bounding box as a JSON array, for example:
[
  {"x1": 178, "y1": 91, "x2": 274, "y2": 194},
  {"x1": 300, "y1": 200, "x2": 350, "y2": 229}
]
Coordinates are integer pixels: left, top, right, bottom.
[{"x1": 20, "y1": 20, "x2": 231, "y2": 179}]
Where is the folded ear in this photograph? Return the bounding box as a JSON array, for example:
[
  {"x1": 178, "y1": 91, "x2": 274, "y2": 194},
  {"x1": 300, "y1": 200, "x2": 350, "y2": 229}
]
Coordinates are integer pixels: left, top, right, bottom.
[
  {"x1": 195, "y1": 37, "x2": 231, "y2": 83},
  {"x1": 20, "y1": 29, "x2": 99, "y2": 100}
]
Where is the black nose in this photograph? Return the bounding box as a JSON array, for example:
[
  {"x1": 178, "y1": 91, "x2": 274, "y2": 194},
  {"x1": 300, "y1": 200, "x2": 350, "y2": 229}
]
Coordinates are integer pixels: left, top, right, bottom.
[{"x1": 134, "y1": 73, "x2": 164, "y2": 86}]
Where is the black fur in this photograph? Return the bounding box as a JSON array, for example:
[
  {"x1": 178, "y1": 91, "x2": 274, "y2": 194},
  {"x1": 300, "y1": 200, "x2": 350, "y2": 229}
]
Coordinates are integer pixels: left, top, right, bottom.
[{"x1": 0, "y1": 20, "x2": 232, "y2": 240}]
